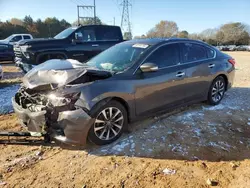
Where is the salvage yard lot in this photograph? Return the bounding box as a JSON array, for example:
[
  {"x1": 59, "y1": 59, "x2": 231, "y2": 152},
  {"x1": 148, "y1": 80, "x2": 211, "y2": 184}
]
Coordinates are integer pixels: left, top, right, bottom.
[{"x1": 0, "y1": 52, "x2": 250, "y2": 188}]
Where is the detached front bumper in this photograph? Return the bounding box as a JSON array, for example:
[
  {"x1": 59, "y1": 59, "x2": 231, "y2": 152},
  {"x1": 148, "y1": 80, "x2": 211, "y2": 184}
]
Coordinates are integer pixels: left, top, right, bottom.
[{"x1": 12, "y1": 97, "x2": 95, "y2": 146}]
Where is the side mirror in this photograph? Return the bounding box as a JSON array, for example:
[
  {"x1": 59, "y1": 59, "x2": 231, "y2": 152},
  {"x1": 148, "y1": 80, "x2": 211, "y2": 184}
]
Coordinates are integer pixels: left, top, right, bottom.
[
  {"x1": 140, "y1": 62, "x2": 158, "y2": 73},
  {"x1": 75, "y1": 32, "x2": 83, "y2": 41}
]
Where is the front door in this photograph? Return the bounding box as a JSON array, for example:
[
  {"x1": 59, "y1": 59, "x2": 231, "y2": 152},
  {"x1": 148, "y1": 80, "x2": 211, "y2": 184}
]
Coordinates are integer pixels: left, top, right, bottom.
[
  {"x1": 67, "y1": 27, "x2": 101, "y2": 63},
  {"x1": 134, "y1": 43, "x2": 188, "y2": 116}
]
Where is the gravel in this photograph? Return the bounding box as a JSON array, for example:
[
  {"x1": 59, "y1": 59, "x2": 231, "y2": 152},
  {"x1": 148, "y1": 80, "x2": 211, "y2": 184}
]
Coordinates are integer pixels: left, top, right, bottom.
[{"x1": 0, "y1": 84, "x2": 20, "y2": 114}]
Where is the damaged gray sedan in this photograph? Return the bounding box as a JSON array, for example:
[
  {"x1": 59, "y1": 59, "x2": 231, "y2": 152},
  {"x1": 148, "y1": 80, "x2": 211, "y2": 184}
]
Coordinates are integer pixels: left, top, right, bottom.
[{"x1": 12, "y1": 39, "x2": 235, "y2": 145}]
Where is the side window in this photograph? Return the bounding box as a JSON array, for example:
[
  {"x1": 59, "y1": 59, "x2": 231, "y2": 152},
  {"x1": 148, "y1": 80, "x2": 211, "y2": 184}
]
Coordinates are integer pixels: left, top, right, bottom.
[
  {"x1": 11, "y1": 36, "x2": 22, "y2": 42},
  {"x1": 95, "y1": 27, "x2": 121, "y2": 41},
  {"x1": 207, "y1": 48, "x2": 215, "y2": 58},
  {"x1": 181, "y1": 43, "x2": 207, "y2": 63},
  {"x1": 78, "y1": 28, "x2": 96, "y2": 41},
  {"x1": 23, "y1": 35, "x2": 31, "y2": 39},
  {"x1": 145, "y1": 44, "x2": 180, "y2": 68}
]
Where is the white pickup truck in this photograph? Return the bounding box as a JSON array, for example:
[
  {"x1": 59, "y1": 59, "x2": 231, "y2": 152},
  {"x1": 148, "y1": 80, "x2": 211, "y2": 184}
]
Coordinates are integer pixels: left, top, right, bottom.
[{"x1": 0, "y1": 34, "x2": 33, "y2": 45}]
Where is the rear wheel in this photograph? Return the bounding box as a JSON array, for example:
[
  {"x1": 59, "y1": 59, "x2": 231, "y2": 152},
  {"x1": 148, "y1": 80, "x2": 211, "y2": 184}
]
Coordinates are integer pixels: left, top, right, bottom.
[
  {"x1": 88, "y1": 100, "x2": 128, "y2": 145},
  {"x1": 207, "y1": 76, "x2": 226, "y2": 105}
]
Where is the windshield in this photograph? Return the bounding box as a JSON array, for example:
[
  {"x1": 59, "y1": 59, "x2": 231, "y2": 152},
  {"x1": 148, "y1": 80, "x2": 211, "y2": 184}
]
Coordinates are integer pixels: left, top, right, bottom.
[
  {"x1": 54, "y1": 27, "x2": 77, "y2": 39},
  {"x1": 86, "y1": 42, "x2": 150, "y2": 72},
  {"x1": 4, "y1": 35, "x2": 14, "y2": 41}
]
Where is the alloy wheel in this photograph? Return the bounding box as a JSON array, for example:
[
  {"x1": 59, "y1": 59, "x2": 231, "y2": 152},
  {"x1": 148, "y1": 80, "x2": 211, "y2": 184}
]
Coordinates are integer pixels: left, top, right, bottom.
[
  {"x1": 211, "y1": 80, "x2": 225, "y2": 103},
  {"x1": 94, "y1": 107, "x2": 124, "y2": 141}
]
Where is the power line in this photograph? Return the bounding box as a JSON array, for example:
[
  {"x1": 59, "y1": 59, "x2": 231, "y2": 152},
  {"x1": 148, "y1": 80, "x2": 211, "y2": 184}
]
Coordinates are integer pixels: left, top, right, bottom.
[{"x1": 70, "y1": 0, "x2": 96, "y2": 25}]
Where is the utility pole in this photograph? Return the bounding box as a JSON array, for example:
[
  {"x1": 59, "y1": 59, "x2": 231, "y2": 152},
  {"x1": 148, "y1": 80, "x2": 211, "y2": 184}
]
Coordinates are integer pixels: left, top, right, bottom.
[
  {"x1": 94, "y1": 0, "x2": 96, "y2": 24},
  {"x1": 113, "y1": 17, "x2": 116, "y2": 25},
  {"x1": 76, "y1": 0, "x2": 96, "y2": 25},
  {"x1": 120, "y1": 0, "x2": 132, "y2": 40}
]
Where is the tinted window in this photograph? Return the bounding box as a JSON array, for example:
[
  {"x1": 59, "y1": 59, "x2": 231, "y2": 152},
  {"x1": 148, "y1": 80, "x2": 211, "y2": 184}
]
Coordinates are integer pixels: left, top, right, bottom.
[
  {"x1": 11, "y1": 36, "x2": 22, "y2": 42},
  {"x1": 78, "y1": 28, "x2": 96, "y2": 41},
  {"x1": 95, "y1": 27, "x2": 121, "y2": 41},
  {"x1": 145, "y1": 44, "x2": 180, "y2": 68},
  {"x1": 23, "y1": 35, "x2": 31, "y2": 39},
  {"x1": 181, "y1": 43, "x2": 207, "y2": 63},
  {"x1": 207, "y1": 48, "x2": 215, "y2": 58}
]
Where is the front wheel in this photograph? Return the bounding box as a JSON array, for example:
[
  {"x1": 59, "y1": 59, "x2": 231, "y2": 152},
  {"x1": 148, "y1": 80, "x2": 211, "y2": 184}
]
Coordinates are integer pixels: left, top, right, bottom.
[
  {"x1": 88, "y1": 100, "x2": 128, "y2": 145},
  {"x1": 207, "y1": 76, "x2": 226, "y2": 105}
]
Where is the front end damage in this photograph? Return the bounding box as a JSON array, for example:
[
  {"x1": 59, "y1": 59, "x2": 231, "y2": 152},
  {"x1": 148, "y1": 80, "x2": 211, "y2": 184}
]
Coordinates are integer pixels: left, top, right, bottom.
[{"x1": 12, "y1": 59, "x2": 112, "y2": 145}]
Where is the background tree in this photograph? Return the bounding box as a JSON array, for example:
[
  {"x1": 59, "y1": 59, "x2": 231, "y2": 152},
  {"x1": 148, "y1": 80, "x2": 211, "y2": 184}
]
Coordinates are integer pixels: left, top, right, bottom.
[
  {"x1": 218, "y1": 22, "x2": 250, "y2": 45},
  {"x1": 72, "y1": 17, "x2": 102, "y2": 26},
  {"x1": 177, "y1": 30, "x2": 188, "y2": 38},
  {"x1": 147, "y1": 20, "x2": 179, "y2": 38},
  {"x1": 10, "y1": 18, "x2": 23, "y2": 26}
]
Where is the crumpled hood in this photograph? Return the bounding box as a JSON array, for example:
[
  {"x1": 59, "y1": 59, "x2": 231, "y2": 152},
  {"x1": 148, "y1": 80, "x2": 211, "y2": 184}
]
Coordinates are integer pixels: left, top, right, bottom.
[{"x1": 23, "y1": 59, "x2": 88, "y2": 89}]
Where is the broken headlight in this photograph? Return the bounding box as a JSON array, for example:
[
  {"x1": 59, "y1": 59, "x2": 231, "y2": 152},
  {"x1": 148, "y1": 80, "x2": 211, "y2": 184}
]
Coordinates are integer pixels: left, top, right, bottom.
[
  {"x1": 47, "y1": 94, "x2": 71, "y2": 107},
  {"x1": 47, "y1": 92, "x2": 80, "y2": 107}
]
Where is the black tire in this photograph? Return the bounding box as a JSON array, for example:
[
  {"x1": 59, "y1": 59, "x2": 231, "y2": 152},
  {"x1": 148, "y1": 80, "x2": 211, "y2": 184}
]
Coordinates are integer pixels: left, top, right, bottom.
[
  {"x1": 207, "y1": 76, "x2": 226, "y2": 105},
  {"x1": 88, "y1": 100, "x2": 128, "y2": 145}
]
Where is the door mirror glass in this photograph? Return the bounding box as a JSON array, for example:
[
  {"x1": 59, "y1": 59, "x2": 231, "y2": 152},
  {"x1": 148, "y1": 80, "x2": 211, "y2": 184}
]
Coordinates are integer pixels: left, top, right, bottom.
[{"x1": 140, "y1": 62, "x2": 158, "y2": 73}]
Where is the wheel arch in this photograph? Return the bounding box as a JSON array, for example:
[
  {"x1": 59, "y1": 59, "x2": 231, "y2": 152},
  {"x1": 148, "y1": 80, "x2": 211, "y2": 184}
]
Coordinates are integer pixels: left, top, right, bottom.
[{"x1": 36, "y1": 51, "x2": 68, "y2": 64}]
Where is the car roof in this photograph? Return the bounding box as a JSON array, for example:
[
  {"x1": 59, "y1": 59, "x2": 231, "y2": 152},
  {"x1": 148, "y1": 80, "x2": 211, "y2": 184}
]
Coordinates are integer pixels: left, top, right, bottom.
[
  {"x1": 125, "y1": 38, "x2": 209, "y2": 46},
  {"x1": 11, "y1": 34, "x2": 32, "y2": 36}
]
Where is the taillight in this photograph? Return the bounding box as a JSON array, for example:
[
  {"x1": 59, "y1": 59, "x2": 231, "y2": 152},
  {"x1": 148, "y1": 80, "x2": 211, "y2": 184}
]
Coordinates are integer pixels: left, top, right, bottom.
[{"x1": 228, "y1": 59, "x2": 236, "y2": 66}]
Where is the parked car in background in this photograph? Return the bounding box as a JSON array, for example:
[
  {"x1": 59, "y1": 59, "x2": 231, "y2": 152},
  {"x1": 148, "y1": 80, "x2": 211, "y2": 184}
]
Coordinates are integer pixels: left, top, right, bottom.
[
  {"x1": 0, "y1": 42, "x2": 15, "y2": 62},
  {"x1": 0, "y1": 34, "x2": 33, "y2": 45},
  {"x1": 235, "y1": 45, "x2": 249, "y2": 51},
  {"x1": 12, "y1": 38, "x2": 235, "y2": 146},
  {"x1": 228, "y1": 45, "x2": 236, "y2": 51},
  {"x1": 13, "y1": 25, "x2": 124, "y2": 73}
]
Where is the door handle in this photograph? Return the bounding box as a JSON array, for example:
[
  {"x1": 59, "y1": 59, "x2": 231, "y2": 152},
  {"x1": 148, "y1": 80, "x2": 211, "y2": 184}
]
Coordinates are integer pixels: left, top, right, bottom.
[
  {"x1": 92, "y1": 44, "x2": 99, "y2": 47},
  {"x1": 208, "y1": 64, "x2": 215, "y2": 68},
  {"x1": 176, "y1": 72, "x2": 185, "y2": 77}
]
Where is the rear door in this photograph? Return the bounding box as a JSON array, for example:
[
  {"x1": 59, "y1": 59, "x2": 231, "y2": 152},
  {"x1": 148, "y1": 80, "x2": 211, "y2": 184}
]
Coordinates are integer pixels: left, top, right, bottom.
[
  {"x1": 135, "y1": 43, "x2": 188, "y2": 116},
  {"x1": 179, "y1": 42, "x2": 217, "y2": 100}
]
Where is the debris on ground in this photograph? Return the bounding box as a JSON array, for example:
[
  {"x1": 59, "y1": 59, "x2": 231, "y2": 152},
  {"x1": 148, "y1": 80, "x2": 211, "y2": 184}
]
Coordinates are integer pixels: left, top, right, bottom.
[
  {"x1": 162, "y1": 168, "x2": 176, "y2": 175},
  {"x1": 3, "y1": 150, "x2": 44, "y2": 170},
  {"x1": 0, "y1": 181, "x2": 7, "y2": 186},
  {"x1": 206, "y1": 178, "x2": 218, "y2": 186},
  {"x1": 230, "y1": 161, "x2": 240, "y2": 170}
]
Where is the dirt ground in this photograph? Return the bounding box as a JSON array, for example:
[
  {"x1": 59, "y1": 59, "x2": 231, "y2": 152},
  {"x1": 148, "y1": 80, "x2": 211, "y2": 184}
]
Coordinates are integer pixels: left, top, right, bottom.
[{"x1": 0, "y1": 52, "x2": 250, "y2": 188}]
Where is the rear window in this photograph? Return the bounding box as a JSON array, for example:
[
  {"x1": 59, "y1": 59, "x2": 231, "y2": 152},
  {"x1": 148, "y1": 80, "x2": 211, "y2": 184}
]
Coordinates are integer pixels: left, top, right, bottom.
[
  {"x1": 207, "y1": 48, "x2": 216, "y2": 58},
  {"x1": 181, "y1": 43, "x2": 208, "y2": 63},
  {"x1": 23, "y1": 35, "x2": 31, "y2": 39},
  {"x1": 95, "y1": 27, "x2": 121, "y2": 41}
]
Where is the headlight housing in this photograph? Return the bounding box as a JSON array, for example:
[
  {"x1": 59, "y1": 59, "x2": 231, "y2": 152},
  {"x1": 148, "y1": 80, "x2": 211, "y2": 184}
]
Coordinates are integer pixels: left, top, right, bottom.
[{"x1": 47, "y1": 92, "x2": 80, "y2": 107}]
